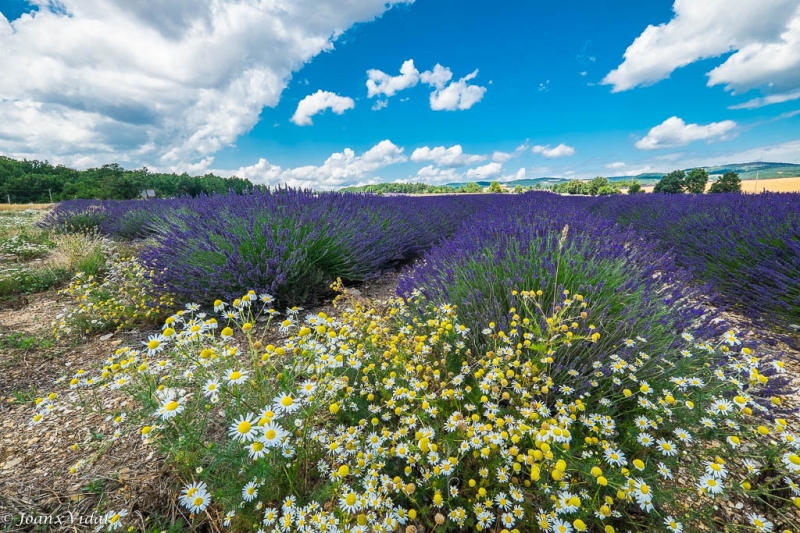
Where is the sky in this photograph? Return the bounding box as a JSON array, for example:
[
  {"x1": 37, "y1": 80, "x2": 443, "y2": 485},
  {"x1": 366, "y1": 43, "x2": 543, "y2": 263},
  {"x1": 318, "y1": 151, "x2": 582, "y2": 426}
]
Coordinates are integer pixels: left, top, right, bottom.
[{"x1": 1, "y1": 0, "x2": 800, "y2": 189}]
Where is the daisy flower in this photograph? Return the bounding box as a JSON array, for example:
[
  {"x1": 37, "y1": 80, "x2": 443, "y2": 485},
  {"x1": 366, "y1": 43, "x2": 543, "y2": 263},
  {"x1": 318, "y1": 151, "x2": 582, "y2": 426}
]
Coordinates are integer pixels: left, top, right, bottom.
[
  {"x1": 705, "y1": 461, "x2": 728, "y2": 479},
  {"x1": 156, "y1": 394, "x2": 186, "y2": 420},
  {"x1": 225, "y1": 369, "x2": 249, "y2": 385},
  {"x1": 637, "y1": 433, "x2": 654, "y2": 447},
  {"x1": 203, "y1": 379, "x2": 221, "y2": 397},
  {"x1": 697, "y1": 474, "x2": 724, "y2": 495},
  {"x1": 261, "y1": 423, "x2": 288, "y2": 447},
  {"x1": 273, "y1": 394, "x2": 301, "y2": 414},
  {"x1": 298, "y1": 380, "x2": 316, "y2": 396},
  {"x1": 339, "y1": 491, "x2": 361, "y2": 513},
  {"x1": 604, "y1": 447, "x2": 626, "y2": 467},
  {"x1": 247, "y1": 439, "x2": 268, "y2": 460},
  {"x1": 657, "y1": 462, "x2": 673, "y2": 480},
  {"x1": 229, "y1": 413, "x2": 258, "y2": 442},
  {"x1": 242, "y1": 481, "x2": 259, "y2": 502},
  {"x1": 143, "y1": 334, "x2": 165, "y2": 356},
  {"x1": 98, "y1": 509, "x2": 128, "y2": 532},
  {"x1": 782, "y1": 452, "x2": 800, "y2": 473},
  {"x1": 673, "y1": 428, "x2": 692, "y2": 443},
  {"x1": 664, "y1": 516, "x2": 683, "y2": 533},
  {"x1": 656, "y1": 438, "x2": 678, "y2": 457},
  {"x1": 747, "y1": 513, "x2": 773, "y2": 533}
]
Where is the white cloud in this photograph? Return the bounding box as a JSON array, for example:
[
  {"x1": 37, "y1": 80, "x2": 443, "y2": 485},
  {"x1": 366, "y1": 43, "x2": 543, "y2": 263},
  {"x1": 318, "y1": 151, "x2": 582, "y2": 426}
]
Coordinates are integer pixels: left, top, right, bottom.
[
  {"x1": 466, "y1": 162, "x2": 503, "y2": 179},
  {"x1": 371, "y1": 99, "x2": 389, "y2": 111},
  {"x1": 603, "y1": 0, "x2": 800, "y2": 93},
  {"x1": 422, "y1": 66, "x2": 487, "y2": 111},
  {"x1": 492, "y1": 142, "x2": 529, "y2": 163},
  {"x1": 532, "y1": 143, "x2": 576, "y2": 158},
  {"x1": 419, "y1": 64, "x2": 453, "y2": 90},
  {"x1": 414, "y1": 165, "x2": 464, "y2": 185},
  {"x1": 410, "y1": 145, "x2": 486, "y2": 167},
  {"x1": 635, "y1": 116, "x2": 737, "y2": 150},
  {"x1": 0, "y1": 0, "x2": 411, "y2": 168},
  {"x1": 728, "y1": 89, "x2": 800, "y2": 109},
  {"x1": 366, "y1": 59, "x2": 419, "y2": 98},
  {"x1": 290, "y1": 90, "x2": 355, "y2": 126},
  {"x1": 233, "y1": 140, "x2": 406, "y2": 189},
  {"x1": 606, "y1": 161, "x2": 627, "y2": 169}
]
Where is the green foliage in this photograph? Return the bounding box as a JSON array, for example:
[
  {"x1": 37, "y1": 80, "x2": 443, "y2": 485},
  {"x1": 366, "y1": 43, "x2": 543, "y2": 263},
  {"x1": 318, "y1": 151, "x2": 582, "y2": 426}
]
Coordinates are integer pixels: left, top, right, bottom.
[
  {"x1": 461, "y1": 182, "x2": 484, "y2": 193},
  {"x1": 513, "y1": 185, "x2": 524, "y2": 193},
  {"x1": 685, "y1": 168, "x2": 709, "y2": 194},
  {"x1": 653, "y1": 170, "x2": 686, "y2": 194},
  {"x1": 487, "y1": 181, "x2": 504, "y2": 193},
  {"x1": 709, "y1": 171, "x2": 742, "y2": 193},
  {"x1": 627, "y1": 181, "x2": 642, "y2": 194},
  {"x1": 0, "y1": 156, "x2": 255, "y2": 202},
  {"x1": 339, "y1": 182, "x2": 456, "y2": 194},
  {"x1": 551, "y1": 177, "x2": 621, "y2": 196}
]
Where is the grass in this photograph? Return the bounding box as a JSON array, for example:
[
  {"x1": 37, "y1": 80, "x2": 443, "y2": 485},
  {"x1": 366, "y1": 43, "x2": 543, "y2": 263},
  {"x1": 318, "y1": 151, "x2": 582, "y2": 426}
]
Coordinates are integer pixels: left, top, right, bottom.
[{"x1": 0, "y1": 204, "x2": 52, "y2": 212}]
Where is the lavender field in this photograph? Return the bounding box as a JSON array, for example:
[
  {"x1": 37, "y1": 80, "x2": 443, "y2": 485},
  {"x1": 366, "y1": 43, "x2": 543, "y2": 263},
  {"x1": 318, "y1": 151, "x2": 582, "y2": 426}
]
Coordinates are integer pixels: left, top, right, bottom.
[{"x1": 2, "y1": 190, "x2": 799, "y2": 533}]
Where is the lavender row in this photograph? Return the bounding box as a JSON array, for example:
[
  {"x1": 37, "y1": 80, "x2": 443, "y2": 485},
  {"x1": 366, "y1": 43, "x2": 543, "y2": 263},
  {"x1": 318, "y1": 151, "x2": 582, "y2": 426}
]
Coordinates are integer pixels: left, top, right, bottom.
[
  {"x1": 583, "y1": 193, "x2": 800, "y2": 333},
  {"x1": 397, "y1": 194, "x2": 716, "y2": 381},
  {"x1": 138, "y1": 189, "x2": 508, "y2": 305}
]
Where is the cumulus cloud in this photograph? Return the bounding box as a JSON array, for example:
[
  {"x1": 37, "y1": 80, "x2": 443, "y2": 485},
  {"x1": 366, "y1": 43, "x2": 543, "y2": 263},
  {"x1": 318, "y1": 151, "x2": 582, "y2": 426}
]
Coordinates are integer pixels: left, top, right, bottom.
[
  {"x1": 364, "y1": 61, "x2": 487, "y2": 111},
  {"x1": 290, "y1": 90, "x2": 355, "y2": 126},
  {"x1": 635, "y1": 116, "x2": 737, "y2": 150},
  {"x1": 414, "y1": 165, "x2": 464, "y2": 185},
  {"x1": 0, "y1": 0, "x2": 411, "y2": 168},
  {"x1": 492, "y1": 142, "x2": 529, "y2": 163},
  {"x1": 532, "y1": 143, "x2": 576, "y2": 158},
  {"x1": 233, "y1": 140, "x2": 406, "y2": 189},
  {"x1": 602, "y1": 0, "x2": 800, "y2": 93},
  {"x1": 728, "y1": 89, "x2": 800, "y2": 109},
  {"x1": 466, "y1": 162, "x2": 502, "y2": 179},
  {"x1": 366, "y1": 59, "x2": 419, "y2": 99},
  {"x1": 606, "y1": 161, "x2": 627, "y2": 169},
  {"x1": 410, "y1": 145, "x2": 485, "y2": 167},
  {"x1": 424, "y1": 67, "x2": 487, "y2": 111}
]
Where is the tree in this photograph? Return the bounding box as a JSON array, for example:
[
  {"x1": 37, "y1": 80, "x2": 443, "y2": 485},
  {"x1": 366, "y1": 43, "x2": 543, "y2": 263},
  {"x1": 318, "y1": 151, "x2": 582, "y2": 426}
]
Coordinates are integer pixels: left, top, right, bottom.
[
  {"x1": 653, "y1": 170, "x2": 685, "y2": 194},
  {"x1": 587, "y1": 176, "x2": 610, "y2": 196},
  {"x1": 627, "y1": 181, "x2": 642, "y2": 194},
  {"x1": 462, "y1": 182, "x2": 483, "y2": 193},
  {"x1": 513, "y1": 185, "x2": 524, "y2": 194},
  {"x1": 709, "y1": 171, "x2": 742, "y2": 193},
  {"x1": 597, "y1": 185, "x2": 619, "y2": 195},
  {"x1": 488, "y1": 181, "x2": 504, "y2": 193},
  {"x1": 684, "y1": 168, "x2": 709, "y2": 194}
]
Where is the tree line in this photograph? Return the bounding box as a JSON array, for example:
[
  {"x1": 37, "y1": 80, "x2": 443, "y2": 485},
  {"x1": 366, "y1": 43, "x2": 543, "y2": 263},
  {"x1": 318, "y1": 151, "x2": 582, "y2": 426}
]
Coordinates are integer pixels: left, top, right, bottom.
[
  {"x1": 652, "y1": 169, "x2": 742, "y2": 194},
  {"x1": 0, "y1": 156, "x2": 255, "y2": 203}
]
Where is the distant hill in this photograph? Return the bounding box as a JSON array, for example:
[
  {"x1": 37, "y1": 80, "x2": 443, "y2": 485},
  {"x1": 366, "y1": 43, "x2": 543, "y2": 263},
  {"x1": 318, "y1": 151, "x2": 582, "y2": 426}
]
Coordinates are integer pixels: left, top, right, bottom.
[{"x1": 441, "y1": 162, "x2": 800, "y2": 190}]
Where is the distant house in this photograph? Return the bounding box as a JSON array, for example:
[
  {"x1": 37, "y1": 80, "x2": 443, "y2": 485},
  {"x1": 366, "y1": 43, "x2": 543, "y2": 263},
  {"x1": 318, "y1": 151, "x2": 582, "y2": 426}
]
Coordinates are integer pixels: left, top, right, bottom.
[{"x1": 139, "y1": 189, "x2": 156, "y2": 200}]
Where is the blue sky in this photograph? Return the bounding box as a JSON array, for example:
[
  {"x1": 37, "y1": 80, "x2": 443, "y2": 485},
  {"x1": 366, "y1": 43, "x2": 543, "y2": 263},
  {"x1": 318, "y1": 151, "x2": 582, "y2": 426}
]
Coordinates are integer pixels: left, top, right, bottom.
[{"x1": 1, "y1": 0, "x2": 799, "y2": 187}]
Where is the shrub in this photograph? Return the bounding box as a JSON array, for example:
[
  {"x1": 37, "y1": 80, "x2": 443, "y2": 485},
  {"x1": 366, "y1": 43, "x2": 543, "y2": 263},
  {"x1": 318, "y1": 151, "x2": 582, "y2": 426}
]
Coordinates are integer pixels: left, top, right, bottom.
[
  {"x1": 586, "y1": 193, "x2": 800, "y2": 336},
  {"x1": 140, "y1": 190, "x2": 504, "y2": 306},
  {"x1": 627, "y1": 182, "x2": 642, "y2": 194},
  {"x1": 397, "y1": 199, "x2": 712, "y2": 368},
  {"x1": 34, "y1": 288, "x2": 798, "y2": 532},
  {"x1": 0, "y1": 232, "x2": 53, "y2": 259},
  {"x1": 52, "y1": 258, "x2": 175, "y2": 338}
]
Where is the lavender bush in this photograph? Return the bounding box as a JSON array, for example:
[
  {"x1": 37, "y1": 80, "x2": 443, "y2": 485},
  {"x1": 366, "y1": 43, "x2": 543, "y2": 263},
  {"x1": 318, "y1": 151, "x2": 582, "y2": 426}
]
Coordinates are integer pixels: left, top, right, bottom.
[
  {"x1": 585, "y1": 193, "x2": 800, "y2": 334},
  {"x1": 140, "y1": 189, "x2": 503, "y2": 305},
  {"x1": 398, "y1": 194, "x2": 717, "y2": 382}
]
